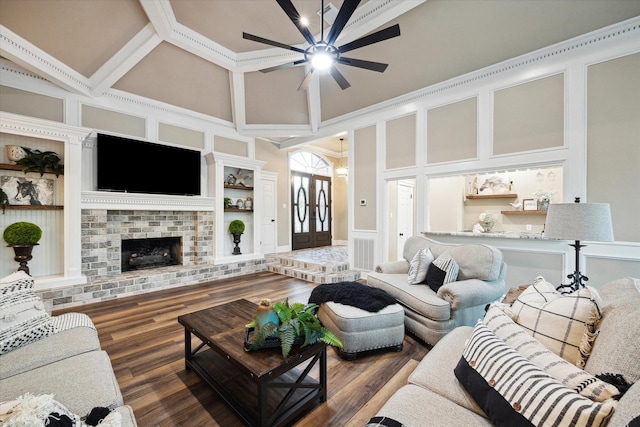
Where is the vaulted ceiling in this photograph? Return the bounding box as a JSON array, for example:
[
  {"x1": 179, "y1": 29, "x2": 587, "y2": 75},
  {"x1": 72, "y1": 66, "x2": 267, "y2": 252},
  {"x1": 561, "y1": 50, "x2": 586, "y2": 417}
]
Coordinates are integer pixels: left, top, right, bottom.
[{"x1": 1, "y1": 0, "x2": 639, "y2": 150}]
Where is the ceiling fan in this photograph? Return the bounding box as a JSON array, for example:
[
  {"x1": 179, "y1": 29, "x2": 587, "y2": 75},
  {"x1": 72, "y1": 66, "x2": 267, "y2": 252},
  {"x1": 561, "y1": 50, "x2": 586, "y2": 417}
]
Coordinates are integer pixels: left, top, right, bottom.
[{"x1": 243, "y1": 0, "x2": 400, "y2": 90}]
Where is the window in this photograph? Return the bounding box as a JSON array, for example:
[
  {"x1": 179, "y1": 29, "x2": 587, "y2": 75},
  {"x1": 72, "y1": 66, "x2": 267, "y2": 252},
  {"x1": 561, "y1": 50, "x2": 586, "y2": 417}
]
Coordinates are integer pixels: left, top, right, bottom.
[{"x1": 290, "y1": 151, "x2": 331, "y2": 176}]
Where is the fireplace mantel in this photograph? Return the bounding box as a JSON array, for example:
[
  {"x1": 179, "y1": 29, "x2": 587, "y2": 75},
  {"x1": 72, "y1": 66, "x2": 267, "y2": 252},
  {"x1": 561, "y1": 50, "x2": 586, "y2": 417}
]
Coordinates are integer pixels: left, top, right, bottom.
[{"x1": 81, "y1": 191, "x2": 214, "y2": 211}]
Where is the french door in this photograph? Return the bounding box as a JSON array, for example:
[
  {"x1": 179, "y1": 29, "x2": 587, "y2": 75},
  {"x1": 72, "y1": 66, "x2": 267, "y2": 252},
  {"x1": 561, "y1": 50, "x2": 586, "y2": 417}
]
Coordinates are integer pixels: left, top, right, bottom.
[{"x1": 291, "y1": 171, "x2": 332, "y2": 250}]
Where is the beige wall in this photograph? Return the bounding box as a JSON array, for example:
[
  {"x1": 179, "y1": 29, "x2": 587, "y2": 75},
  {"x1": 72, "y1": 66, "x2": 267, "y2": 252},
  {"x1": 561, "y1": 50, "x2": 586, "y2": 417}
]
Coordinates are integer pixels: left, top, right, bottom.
[
  {"x1": 353, "y1": 126, "x2": 377, "y2": 230},
  {"x1": 494, "y1": 73, "x2": 564, "y2": 154},
  {"x1": 427, "y1": 97, "x2": 477, "y2": 164},
  {"x1": 82, "y1": 105, "x2": 146, "y2": 137},
  {"x1": 587, "y1": 53, "x2": 640, "y2": 243},
  {"x1": 158, "y1": 123, "x2": 204, "y2": 149},
  {"x1": 215, "y1": 135, "x2": 248, "y2": 157},
  {"x1": 386, "y1": 114, "x2": 416, "y2": 169},
  {"x1": 1, "y1": 86, "x2": 63, "y2": 123},
  {"x1": 332, "y1": 165, "x2": 348, "y2": 242}
]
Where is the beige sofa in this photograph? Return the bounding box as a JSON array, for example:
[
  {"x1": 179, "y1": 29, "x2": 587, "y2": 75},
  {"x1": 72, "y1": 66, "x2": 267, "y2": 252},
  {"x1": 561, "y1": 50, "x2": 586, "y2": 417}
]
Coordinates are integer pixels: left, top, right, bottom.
[
  {"x1": 372, "y1": 277, "x2": 640, "y2": 427},
  {"x1": 367, "y1": 236, "x2": 506, "y2": 346},
  {"x1": 0, "y1": 272, "x2": 137, "y2": 426}
]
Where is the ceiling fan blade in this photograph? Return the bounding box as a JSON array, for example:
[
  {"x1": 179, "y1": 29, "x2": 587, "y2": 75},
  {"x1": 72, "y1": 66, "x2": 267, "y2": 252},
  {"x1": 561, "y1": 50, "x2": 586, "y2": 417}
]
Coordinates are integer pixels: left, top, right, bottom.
[
  {"x1": 260, "y1": 59, "x2": 308, "y2": 73},
  {"x1": 337, "y1": 57, "x2": 388, "y2": 73},
  {"x1": 297, "y1": 68, "x2": 315, "y2": 91},
  {"x1": 326, "y1": 0, "x2": 361, "y2": 45},
  {"x1": 276, "y1": 0, "x2": 317, "y2": 46},
  {"x1": 330, "y1": 66, "x2": 351, "y2": 90},
  {"x1": 243, "y1": 32, "x2": 305, "y2": 53},
  {"x1": 338, "y1": 24, "x2": 400, "y2": 54}
]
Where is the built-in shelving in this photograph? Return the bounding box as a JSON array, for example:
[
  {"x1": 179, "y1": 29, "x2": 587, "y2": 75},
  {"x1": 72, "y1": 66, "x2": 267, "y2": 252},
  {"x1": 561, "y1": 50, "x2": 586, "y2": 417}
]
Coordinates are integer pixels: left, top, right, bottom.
[
  {"x1": 224, "y1": 184, "x2": 253, "y2": 191},
  {"x1": 501, "y1": 210, "x2": 547, "y2": 215},
  {"x1": 4, "y1": 205, "x2": 63, "y2": 210},
  {"x1": 466, "y1": 193, "x2": 517, "y2": 199},
  {"x1": 224, "y1": 208, "x2": 253, "y2": 213},
  {"x1": 0, "y1": 163, "x2": 64, "y2": 175}
]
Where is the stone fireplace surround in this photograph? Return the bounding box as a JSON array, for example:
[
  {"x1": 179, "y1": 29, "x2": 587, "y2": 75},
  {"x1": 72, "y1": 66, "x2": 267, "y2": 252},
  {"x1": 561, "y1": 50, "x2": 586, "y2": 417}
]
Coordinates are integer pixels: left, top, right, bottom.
[{"x1": 38, "y1": 208, "x2": 266, "y2": 311}]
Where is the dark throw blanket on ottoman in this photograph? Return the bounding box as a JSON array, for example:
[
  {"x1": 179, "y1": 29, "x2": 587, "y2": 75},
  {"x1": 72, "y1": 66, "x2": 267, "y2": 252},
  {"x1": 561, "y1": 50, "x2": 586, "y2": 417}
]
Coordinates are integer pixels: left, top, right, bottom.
[{"x1": 309, "y1": 282, "x2": 397, "y2": 312}]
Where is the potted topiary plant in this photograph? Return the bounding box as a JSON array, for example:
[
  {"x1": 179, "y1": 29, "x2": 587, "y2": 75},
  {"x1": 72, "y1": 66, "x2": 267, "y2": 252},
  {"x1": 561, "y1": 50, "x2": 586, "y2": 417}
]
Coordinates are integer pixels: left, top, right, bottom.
[
  {"x1": 3, "y1": 221, "x2": 42, "y2": 274},
  {"x1": 245, "y1": 298, "x2": 342, "y2": 362},
  {"x1": 229, "y1": 219, "x2": 245, "y2": 255},
  {"x1": 15, "y1": 147, "x2": 64, "y2": 177}
]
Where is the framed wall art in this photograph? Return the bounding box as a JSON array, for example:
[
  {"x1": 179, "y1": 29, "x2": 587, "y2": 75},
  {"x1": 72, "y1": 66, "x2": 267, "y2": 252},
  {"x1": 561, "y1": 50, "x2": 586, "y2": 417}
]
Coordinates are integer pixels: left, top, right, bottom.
[
  {"x1": 1, "y1": 176, "x2": 54, "y2": 206},
  {"x1": 522, "y1": 199, "x2": 537, "y2": 211}
]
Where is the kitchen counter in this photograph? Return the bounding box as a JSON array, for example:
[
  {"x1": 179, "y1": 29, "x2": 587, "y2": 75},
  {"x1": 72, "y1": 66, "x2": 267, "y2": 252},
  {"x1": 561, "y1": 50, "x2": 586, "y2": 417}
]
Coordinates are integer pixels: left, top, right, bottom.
[{"x1": 423, "y1": 231, "x2": 554, "y2": 240}]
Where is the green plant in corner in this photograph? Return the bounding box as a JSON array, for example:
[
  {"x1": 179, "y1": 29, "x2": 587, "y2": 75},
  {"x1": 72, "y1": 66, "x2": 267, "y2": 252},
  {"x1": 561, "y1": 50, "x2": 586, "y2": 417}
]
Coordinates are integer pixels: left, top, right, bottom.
[
  {"x1": 229, "y1": 219, "x2": 245, "y2": 235},
  {"x1": 15, "y1": 147, "x2": 64, "y2": 177},
  {"x1": 246, "y1": 298, "x2": 342, "y2": 362}
]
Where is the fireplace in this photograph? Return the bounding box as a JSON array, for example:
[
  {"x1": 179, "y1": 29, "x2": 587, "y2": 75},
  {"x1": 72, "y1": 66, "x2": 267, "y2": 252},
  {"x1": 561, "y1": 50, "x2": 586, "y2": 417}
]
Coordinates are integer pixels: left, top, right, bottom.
[{"x1": 121, "y1": 237, "x2": 182, "y2": 272}]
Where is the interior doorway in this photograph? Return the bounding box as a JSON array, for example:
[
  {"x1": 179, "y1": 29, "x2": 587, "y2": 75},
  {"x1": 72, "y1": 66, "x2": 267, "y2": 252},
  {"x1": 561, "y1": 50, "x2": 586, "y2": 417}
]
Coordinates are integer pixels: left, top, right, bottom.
[
  {"x1": 291, "y1": 171, "x2": 332, "y2": 250},
  {"x1": 388, "y1": 179, "x2": 415, "y2": 261}
]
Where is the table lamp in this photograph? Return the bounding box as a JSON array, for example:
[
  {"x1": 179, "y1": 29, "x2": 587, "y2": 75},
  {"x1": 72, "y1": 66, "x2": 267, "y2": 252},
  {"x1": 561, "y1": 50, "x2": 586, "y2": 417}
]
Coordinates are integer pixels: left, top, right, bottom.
[{"x1": 544, "y1": 197, "x2": 614, "y2": 293}]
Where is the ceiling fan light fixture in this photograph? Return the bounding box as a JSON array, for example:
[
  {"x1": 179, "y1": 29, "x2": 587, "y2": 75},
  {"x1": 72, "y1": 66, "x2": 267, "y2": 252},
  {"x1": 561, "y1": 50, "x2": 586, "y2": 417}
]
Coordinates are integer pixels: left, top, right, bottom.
[{"x1": 311, "y1": 51, "x2": 333, "y2": 70}]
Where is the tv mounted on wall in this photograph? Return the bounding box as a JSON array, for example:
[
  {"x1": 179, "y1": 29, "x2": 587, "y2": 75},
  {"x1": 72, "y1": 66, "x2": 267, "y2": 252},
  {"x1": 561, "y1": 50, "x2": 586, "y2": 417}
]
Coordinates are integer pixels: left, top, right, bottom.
[{"x1": 97, "y1": 133, "x2": 201, "y2": 196}]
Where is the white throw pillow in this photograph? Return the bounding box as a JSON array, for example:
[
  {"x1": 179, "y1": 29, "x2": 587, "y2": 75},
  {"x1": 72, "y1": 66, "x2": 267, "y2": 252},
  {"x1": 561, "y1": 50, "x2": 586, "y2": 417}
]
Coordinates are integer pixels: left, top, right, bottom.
[
  {"x1": 407, "y1": 248, "x2": 434, "y2": 285},
  {"x1": 0, "y1": 289, "x2": 54, "y2": 354}
]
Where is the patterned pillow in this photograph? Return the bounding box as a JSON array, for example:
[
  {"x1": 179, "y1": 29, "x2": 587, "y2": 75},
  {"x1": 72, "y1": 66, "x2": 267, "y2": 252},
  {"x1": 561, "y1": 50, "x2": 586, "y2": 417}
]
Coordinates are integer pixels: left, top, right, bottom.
[
  {"x1": 506, "y1": 276, "x2": 602, "y2": 367},
  {"x1": 426, "y1": 253, "x2": 459, "y2": 292},
  {"x1": 454, "y1": 321, "x2": 616, "y2": 427},
  {"x1": 484, "y1": 305, "x2": 619, "y2": 402},
  {"x1": 0, "y1": 271, "x2": 34, "y2": 294},
  {"x1": 0, "y1": 289, "x2": 54, "y2": 354},
  {"x1": 407, "y1": 248, "x2": 434, "y2": 285}
]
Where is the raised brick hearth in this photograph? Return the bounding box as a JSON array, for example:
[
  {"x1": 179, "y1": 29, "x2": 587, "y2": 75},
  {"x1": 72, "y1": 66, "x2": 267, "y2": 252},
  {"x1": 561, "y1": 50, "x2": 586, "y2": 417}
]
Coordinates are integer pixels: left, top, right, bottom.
[{"x1": 36, "y1": 209, "x2": 266, "y2": 310}]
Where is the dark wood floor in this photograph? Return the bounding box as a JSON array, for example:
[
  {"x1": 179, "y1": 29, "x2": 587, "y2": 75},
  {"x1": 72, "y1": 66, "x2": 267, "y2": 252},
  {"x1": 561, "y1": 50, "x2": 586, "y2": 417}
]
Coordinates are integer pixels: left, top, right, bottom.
[{"x1": 54, "y1": 271, "x2": 429, "y2": 427}]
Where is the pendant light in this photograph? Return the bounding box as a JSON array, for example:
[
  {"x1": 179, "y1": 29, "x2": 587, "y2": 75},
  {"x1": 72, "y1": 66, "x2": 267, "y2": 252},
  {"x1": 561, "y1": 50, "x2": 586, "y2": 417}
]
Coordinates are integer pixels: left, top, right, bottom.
[{"x1": 336, "y1": 138, "x2": 348, "y2": 177}]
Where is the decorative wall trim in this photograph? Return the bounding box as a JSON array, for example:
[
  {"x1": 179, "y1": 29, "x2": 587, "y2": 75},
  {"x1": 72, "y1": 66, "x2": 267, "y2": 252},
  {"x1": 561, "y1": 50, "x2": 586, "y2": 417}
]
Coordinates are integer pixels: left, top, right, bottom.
[{"x1": 81, "y1": 190, "x2": 215, "y2": 211}]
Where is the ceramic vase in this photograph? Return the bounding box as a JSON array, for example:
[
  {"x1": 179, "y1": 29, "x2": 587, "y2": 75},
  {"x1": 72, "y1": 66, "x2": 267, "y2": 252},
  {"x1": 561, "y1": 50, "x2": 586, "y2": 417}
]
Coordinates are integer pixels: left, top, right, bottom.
[{"x1": 6, "y1": 145, "x2": 27, "y2": 163}]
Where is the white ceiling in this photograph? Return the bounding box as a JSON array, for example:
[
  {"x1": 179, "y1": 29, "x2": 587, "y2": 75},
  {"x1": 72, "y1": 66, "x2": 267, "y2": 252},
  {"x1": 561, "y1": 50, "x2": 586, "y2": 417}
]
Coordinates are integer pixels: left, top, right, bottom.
[{"x1": 1, "y1": 0, "x2": 639, "y2": 154}]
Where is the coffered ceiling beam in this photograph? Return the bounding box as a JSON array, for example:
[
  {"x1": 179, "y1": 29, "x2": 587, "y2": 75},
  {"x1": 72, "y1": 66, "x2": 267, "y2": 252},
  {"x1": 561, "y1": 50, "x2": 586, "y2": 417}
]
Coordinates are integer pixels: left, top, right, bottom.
[{"x1": 90, "y1": 23, "x2": 162, "y2": 97}]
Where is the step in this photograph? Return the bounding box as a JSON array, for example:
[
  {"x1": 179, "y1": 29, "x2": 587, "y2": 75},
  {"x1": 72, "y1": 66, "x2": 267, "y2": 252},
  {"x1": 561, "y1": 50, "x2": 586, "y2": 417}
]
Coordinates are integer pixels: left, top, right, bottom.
[
  {"x1": 265, "y1": 254, "x2": 350, "y2": 274},
  {"x1": 266, "y1": 262, "x2": 361, "y2": 284}
]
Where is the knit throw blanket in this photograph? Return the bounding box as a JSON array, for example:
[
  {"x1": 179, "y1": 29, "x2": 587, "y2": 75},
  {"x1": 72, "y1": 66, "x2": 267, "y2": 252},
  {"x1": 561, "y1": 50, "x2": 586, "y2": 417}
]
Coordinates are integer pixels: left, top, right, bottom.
[{"x1": 308, "y1": 282, "x2": 397, "y2": 312}]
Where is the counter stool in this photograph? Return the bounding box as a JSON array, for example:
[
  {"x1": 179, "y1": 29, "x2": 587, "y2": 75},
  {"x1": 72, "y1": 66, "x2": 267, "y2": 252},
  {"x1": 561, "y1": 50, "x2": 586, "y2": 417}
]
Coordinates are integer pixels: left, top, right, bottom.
[{"x1": 317, "y1": 301, "x2": 405, "y2": 360}]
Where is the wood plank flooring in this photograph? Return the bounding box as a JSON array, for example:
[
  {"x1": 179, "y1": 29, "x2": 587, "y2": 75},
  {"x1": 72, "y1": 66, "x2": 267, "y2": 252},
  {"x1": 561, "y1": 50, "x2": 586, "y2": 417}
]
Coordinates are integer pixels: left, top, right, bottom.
[{"x1": 54, "y1": 271, "x2": 429, "y2": 427}]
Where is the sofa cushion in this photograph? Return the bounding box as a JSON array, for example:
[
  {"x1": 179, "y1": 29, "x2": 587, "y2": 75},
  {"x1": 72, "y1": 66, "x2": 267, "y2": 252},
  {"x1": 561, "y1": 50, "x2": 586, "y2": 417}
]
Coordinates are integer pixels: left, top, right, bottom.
[
  {"x1": 484, "y1": 305, "x2": 619, "y2": 402},
  {"x1": 426, "y1": 253, "x2": 459, "y2": 292},
  {"x1": 584, "y1": 277, "x2": 640, "y2": 383},
  {"x1": 0, "y1": 321, "x2": 100, "y2": 380},
  {"x1": 0, "y1": 271, "x2": 34, "y2": 294},
  {"x1": 455, "y1": 321, "x2": 616, "y2": 427},
  {"x1": 374, "y1": 384, "x2": 490, "y2": 427},
  {"x1": 367, "y1": 273, "x2": 450, "y2": 321},
  {"x1": 408, "y1": 326, "x2": 486, "y2": 416},
  {"x1": 506, "y1": 276, "x2": 602, "y2": 367},
  {"x1": 0, "y1": 350, "x2": 124, "y2": 416},
  {"x1": 407, "y1": 248, "x2": 433, "y2": 285},
  {"x1": 0, "y1": 289, "x2": 54, "y2": 354}
]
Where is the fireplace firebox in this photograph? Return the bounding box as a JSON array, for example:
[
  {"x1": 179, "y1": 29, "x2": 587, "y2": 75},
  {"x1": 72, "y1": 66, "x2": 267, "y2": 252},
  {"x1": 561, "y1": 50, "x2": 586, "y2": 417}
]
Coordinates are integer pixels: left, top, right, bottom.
[{"x1": 121, "y1": 237, "x2": 181, "y2": 272}]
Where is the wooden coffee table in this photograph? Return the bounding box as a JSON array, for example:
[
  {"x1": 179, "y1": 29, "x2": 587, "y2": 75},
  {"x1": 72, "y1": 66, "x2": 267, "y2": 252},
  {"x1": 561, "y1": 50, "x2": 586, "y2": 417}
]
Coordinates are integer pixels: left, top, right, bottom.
[{"x1": 178, "y1": 299, "x2": 327, "y2": 427}]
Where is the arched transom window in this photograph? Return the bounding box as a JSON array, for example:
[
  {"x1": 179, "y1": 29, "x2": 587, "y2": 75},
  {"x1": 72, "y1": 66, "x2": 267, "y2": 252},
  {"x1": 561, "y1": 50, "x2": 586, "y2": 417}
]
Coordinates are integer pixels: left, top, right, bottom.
[{"x1": 290, "y1": 151, "x2": 331, "y2": 176}]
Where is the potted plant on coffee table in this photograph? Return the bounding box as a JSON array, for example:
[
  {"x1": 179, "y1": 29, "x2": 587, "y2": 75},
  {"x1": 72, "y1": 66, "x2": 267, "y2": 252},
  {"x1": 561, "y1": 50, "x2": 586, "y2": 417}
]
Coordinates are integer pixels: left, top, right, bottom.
[
  {"x1": 229, "y1": 219, "x2": 245, "y2": 255},
  {"x1": 245, "y1": 298, "x2": 342, "y2": 362},
  {"x1": 3, "y1": 221, "x2": 42, "y2": 275}
]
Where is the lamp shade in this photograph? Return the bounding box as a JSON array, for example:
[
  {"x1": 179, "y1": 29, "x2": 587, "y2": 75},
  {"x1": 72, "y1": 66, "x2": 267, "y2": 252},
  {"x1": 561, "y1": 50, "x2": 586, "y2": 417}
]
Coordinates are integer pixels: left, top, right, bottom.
[{"x1": 544, "y1": 202, "x2": 614, "y2": 242}]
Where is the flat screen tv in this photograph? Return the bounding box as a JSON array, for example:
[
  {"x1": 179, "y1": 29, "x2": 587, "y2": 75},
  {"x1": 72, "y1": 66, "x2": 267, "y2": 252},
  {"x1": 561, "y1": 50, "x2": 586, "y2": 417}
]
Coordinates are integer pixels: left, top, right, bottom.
[{"x1": 97, "y1": 133, "x2": 201, "y2": 196}]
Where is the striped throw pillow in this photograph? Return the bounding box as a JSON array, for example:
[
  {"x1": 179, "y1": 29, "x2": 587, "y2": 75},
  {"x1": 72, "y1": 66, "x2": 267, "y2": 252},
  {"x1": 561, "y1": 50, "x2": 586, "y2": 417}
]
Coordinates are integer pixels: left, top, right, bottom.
[
  {"x1": 455, "y1": 321, "x2": 616, "y2": 427},
  {"x1": 484, "y1": 305, "x2": 619, "y2": 402},
  {"x1": 426, "y1": 253, "x2": 459, "y2": 292}
]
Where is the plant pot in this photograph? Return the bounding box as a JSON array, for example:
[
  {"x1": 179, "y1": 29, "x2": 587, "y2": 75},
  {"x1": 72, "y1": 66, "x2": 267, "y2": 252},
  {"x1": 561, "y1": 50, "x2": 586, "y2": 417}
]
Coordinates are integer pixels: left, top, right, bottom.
[
  {"x1": 10, "y1": 244, "x2": 38, "y2": 275},
  {"x1": 6, "y1": 145, "x2": 27, "y2": 163},
  {"x1": 232, "y1": 233, "x2": 242, "y2": 255}
]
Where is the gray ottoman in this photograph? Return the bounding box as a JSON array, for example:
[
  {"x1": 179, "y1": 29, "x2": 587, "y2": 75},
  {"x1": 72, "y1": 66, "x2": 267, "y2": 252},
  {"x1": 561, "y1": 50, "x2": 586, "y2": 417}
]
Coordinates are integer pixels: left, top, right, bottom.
[{"x1": 317, "y1": 301, "x2": 405, "y2": 360}]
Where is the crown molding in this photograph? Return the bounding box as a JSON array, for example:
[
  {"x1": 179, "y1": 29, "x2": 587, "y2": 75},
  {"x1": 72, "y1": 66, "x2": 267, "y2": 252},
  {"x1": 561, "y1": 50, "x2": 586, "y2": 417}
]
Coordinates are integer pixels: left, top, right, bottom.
[
  {"x1": 0, "y1": 25, "x2": 92, "y2": 96},
  {"x1": 81, "y1": 190, "x2": 215, "y2": 211}
]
